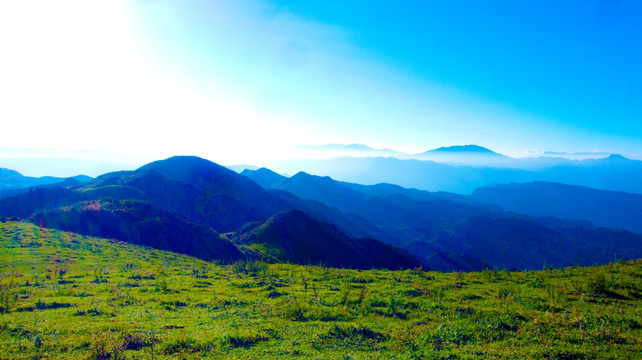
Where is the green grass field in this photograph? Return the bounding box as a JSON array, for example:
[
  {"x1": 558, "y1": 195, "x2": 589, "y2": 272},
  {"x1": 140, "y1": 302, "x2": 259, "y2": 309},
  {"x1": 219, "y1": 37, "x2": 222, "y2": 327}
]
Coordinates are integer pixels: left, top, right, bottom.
[{"x1": 1, "y1": 221, "x2": 640, "y2": 359}]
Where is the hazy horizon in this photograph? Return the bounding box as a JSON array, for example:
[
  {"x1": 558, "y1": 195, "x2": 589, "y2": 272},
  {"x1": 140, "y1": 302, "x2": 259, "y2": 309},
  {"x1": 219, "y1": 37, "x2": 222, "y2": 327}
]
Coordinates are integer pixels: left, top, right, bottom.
[
  {"x1": 1, "y1": 1, "x2": 641, "y2": 170},
  {"x1": 0, "y1": 142, "x2": 632, "y2": 179}
]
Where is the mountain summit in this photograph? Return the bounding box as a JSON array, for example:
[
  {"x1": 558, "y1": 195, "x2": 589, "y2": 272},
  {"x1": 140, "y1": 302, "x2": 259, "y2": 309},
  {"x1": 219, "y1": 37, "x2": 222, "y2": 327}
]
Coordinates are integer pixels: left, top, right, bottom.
[
  {"x1": 403, "y1": 145, "x2": 511, "y2": 168},
  {"x1": 424, "y1": 145, "x2": 502, "y2": 155}
]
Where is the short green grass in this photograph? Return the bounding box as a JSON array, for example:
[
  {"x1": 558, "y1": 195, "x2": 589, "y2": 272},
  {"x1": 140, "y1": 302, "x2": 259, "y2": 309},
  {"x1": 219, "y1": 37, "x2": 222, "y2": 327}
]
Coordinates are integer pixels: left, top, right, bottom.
[{"x1": 1, "y1": 221, "x2": 640, "y2": 359}]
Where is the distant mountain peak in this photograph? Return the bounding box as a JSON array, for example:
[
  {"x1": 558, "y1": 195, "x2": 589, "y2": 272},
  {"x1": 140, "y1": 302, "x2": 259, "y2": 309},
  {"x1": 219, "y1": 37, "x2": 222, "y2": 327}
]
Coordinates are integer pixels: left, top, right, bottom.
[
  {"x1": 290, "y1": 171, "x2": 336, "y2": 183},
  {"x1": 254, "y1": 167, "x2": 281, "y2": 175},
  {"x1": 241, "y1": 167, "x2": 284, "y2": 179},
  {"x1": 291, "y1": 171, "x2": 312, "y2": 177},
  {"x1": 263, "y1": 208, "x2": 311, "y2": 226},
  {"x1": 606, "y1": 154, "x2": 627, "y2": 160},
  {"x1": 0, "y1": 167, "x2": 23, "y2": 177},
  {"x1": 426, "y1": 145, "x2": 499, "y2": 155}
]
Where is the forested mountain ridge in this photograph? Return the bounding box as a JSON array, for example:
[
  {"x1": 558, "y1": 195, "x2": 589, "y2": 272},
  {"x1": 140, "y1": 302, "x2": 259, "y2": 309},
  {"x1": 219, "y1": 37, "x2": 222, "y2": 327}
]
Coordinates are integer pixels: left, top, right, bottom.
[{"x1": 0, "y1": 157, "x2": 420, "y2": 270}]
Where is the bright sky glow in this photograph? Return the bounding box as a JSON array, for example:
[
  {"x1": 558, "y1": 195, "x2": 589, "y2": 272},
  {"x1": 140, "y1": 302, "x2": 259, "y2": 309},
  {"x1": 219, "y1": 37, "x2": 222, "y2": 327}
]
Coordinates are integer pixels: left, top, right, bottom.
[{"x1": 1, "y1": 0, "x2": 641, "y2": 175}]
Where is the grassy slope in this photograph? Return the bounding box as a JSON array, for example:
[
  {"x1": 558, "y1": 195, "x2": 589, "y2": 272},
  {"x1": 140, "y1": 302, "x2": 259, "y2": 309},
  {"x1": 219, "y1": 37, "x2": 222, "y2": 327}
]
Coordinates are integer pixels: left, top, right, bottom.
[{"x1": 0, "y1": 221, "x2": 640, "y2": 359}]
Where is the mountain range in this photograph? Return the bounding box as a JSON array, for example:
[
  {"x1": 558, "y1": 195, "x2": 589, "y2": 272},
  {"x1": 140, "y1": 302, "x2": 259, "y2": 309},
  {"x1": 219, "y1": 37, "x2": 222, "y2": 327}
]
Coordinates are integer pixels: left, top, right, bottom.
[
  {"x1": 296, "y1": 143, "x2": 617, "y2": 158},
  {"x1": 472, "y1": 182, "x2": 642, "y2": 234},
  {"x1": 0, "y1": 167, "x2": 91, "y2": 191},
  {"x1": 0, "y1": 156, "x2": 419, "y2": 270},
  {"x1": 242, "y1": 167, "x2": 642, "y2": 270},
  {"x1": 1, "y1": 153, "x2": 641, "y2": 272},
  {"x1": 270, "y1": 152, "x2": 642, "y2": 194}
]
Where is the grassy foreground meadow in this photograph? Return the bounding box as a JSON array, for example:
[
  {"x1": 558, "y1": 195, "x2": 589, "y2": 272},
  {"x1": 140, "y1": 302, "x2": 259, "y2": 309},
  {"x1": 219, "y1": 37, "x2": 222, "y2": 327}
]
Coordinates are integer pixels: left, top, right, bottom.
[{"x1": 0, "y1": 221, "x2": 640, "y2": 359}]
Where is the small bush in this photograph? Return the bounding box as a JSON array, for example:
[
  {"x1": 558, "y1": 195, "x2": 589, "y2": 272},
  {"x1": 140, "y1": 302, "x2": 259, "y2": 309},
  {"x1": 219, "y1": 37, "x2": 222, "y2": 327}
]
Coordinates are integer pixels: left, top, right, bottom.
[
  {"x1": 224, "y1": 333, "x2": 269, "y2": 349},
  {"x1": 89, "y1": 332, "x2": 126, "y2": 360},
  {"x1": 267, "y1": 291, "x2": 284, "y2": 298},
  {"x1": 154, "y1": 279, "x2": 169, "y2": 293},
  {"x1": 35, "y1": 299, "x2": 72, "y2": 310},
  {"x1": 278, "y1": 296, "x2": 307, "y2": 321},
  {"x1": 316, "y1": 325, "x2": 387, "y2": 350},
  {"x1": 159, "y1": 337, "x2": 210, "y2": 354},
  {"x1": 587, "y1": 275, "x2": 609, "y2": 295},
  {"x1": 0, "y1": 284, "x2": 17, "y2": 314},
  {"x1": 231, "y1": 260, "x2": 268, "y2": 277}
]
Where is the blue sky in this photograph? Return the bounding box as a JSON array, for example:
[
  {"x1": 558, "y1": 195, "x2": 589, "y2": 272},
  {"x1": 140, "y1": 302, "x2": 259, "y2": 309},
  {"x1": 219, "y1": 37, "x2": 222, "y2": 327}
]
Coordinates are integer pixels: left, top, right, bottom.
[{"x1": 1, "y1": 0, "x2": 641, "y2": 171}]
